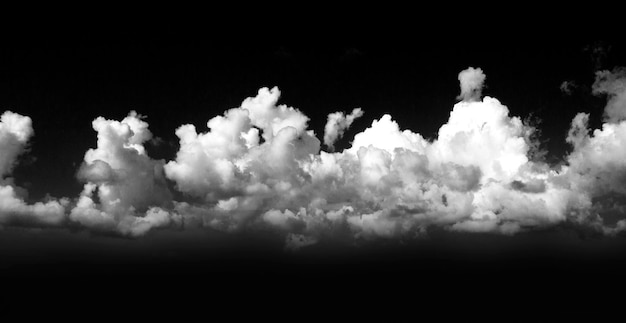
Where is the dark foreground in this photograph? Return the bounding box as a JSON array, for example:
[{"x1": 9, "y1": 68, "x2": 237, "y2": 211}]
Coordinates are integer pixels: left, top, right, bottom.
[{"x1": 1, "y1": 227, "x2": 626, "y2": 321}]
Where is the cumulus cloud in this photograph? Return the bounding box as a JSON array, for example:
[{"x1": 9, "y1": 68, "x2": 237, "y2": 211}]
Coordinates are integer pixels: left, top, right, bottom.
[
  {"x1": 457, "y1": 67, "x2": 486, "y2": 102},
  {"x1": 156, "y1": 69, "x2": 593, "y2": 246},
  {"x1": 348, "y1": 114, "x2": 429, "y2": 155},
  {"x1": 547, "y1": 64, "x2": 626, "y2": 235},
  {"x1": 6, "y1": 65, "x2": 626, "y2": 248},
  {"x1": 0, "y1": 111, "x2": 68, "y2": 227},
  {"x1": 562, "y1": 109, "x2": 626, "y2": 232},
  {"x1": 0, "y1": 111, "x2": 33, "y2": 178},
  {"x1": 323, "y1": 108, "x2": 363, "y2": 151},
  {"x1": 69, "y1": 111, "x2": 179, "y2": 236},
  {"x1": 164, "y1": 87, "x2": 318, "y2": 201},
  {"x1": 136, "y1": 67, "x2": 626, "y2": 246},
  {"x1": 428, "y1": 97, "x2": 529, "y2": 183},
  {"x1": 0, "y1": 185, "x2": 68, "y2": 227}
]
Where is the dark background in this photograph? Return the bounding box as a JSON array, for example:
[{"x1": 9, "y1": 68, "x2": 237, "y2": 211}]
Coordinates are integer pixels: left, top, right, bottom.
[
  {"x1": 2, "y1": 225, "x2": 626, "y2": 321},
  {"x1": 1, "y1": 12, "x2": 626, "y2": 321}
]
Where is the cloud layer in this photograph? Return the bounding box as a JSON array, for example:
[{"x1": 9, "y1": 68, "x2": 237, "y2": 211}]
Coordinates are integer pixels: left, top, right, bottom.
[{"x1": 3, "y1": 67, "x2": 626, "y2": 249}]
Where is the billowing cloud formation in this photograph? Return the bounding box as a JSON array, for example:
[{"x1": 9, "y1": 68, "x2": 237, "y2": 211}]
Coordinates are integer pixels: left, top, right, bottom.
[
  {"x1": 457, "y1": 67, "x2": 486, "y2": 102},
  {"x1": 4, "y1": 66, "x2": 626, "y2": 248},
  {"x1": 69, "y1": 111, "x2": 180, "y2": 236},
  {"x1": 159, "y1": 71, "x2": 598, "y2": 246},
  {"x1": 0, "y1": 111, "x2": 68, "y2": 226},
  {"x1": 564, "y1": 105, "x2": 626, "y2": 234},
  {"x1": 323, "y1": 108, "x2": 363, "y2": 151},
  {"x1": 568, "y1": 68, "x2": 626, "y2": 233},
  {"x1": 164, "y1": 87, "x2": 318, "y2": 204}
]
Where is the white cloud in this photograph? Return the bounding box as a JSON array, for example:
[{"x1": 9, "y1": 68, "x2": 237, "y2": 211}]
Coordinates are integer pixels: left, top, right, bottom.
[
  {"x1": 69, "y1": 111, "x2": 177, "y2": 236},
  {"x1": 8, "y1": 64, "x2": 626, "y2": 246},
  {"x1": 0, "y1": 184, "x2": 68, "y2": 226},
  {"x1": 593, "y1": 68, "x2": 626, "y2": 123},
  {"x1": 457, "y1": 67, "x2": 486, "y2": 102},
  {"x1": 241, "y1": 87, "x2": 310, "y2": 141},
  {"x1": 0, "y1": 111, "x2": 33, "y2": 177},
  {"x1": 156, "y1": 71, "x2": 599, "y2": 244},
  {"x1": 559, "y1": 67, "x2": 626, "y2": 233},
  {"x1": 428, "y1": 97, "x2": 529, "y2": 184},
  {"x1": 158, "y1": 72, "x2": 595, "y2": 244},
  {"x1": 0, "y1": 111, "x2": 67, "y2": 227},
  {"x1": 164, "y1": 87, "x2": 318, "y2": 202},
  {"x1": 348, "y1": 114, "x2": 428, "y2": 155},
  {"x1": 566, "y1": 114, "x2": 626, "y2": 196},
  {"x1": 323, "y1": 108, "x2": 363, "y2": 151}
]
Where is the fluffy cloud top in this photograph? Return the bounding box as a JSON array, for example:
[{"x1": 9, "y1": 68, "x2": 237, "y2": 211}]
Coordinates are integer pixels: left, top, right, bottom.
[
  {"x1": 70, "y1": 111, "x2": 178, "y2": 236},
  {"x1": 429, "y1": 97, "x2": 529, "y2": 183},
  {"x1": 457, "y1": 67, "x2": 486, "y2": 102},
  {"x1": 348, "y1": 114, "x2": 428, "y2": 155},
  {"x1": 164, "y1": 87, "x2": 319, "y2": 204}
]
